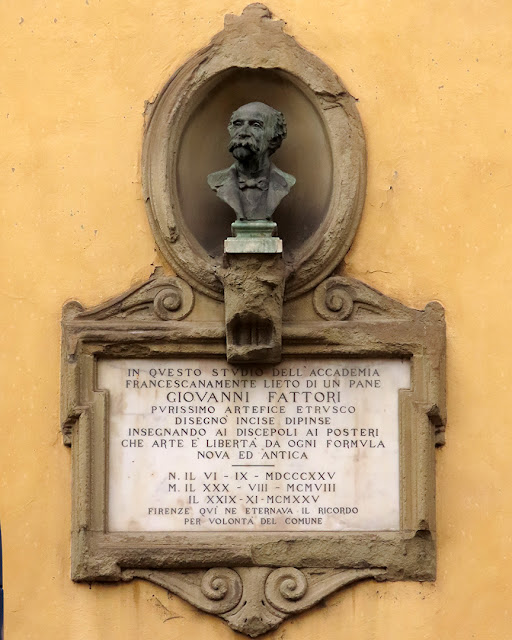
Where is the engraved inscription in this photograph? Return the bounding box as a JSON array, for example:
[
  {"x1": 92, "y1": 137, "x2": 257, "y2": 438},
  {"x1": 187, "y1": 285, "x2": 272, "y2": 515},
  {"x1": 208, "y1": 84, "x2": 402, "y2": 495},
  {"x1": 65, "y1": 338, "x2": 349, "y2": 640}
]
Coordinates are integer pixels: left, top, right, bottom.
[{"x1": 99, "y1": 358, "x2": 410, "y2": 532}]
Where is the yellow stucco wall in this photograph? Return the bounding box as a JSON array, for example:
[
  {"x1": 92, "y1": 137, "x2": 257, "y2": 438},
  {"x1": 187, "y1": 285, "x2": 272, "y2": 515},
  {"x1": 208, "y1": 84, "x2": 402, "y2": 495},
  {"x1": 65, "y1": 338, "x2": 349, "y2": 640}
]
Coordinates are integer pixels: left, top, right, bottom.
[{"x1": 1, "y1": 1, "x2": 511, "y2": 638}]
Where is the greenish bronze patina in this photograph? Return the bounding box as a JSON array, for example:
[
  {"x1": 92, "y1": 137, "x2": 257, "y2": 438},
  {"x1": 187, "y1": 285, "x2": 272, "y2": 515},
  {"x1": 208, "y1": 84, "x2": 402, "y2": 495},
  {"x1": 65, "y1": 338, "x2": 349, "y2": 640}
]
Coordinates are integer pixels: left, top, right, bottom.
[{"x1": 208, "y1": 102, "x2": 295, "y2": 224}]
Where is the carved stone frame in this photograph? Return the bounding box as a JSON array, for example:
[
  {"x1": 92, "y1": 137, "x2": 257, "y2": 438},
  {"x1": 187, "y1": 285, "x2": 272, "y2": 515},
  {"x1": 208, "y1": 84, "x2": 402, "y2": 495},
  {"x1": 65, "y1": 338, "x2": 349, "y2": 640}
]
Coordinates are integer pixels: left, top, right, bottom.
[
  {"x1": 142, "y1": 3, "x2": 366, "y2": 301},
  {"x1": 61, "y1": 272, "x2": 445, "y2": 636}
]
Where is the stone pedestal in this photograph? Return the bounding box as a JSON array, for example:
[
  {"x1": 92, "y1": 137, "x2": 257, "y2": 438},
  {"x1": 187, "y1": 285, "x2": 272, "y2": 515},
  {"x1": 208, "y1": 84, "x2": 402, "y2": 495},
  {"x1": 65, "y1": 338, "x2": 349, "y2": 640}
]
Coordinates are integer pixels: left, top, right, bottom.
[
  {"x1": 222, "y1": 253, "x2": 284, "y2": 363},
  {"x1": 218, "y1": 222, "x2": 283, "y2": 362},
  {"x1": 224, "y1": 220, "x2": 282, "y2": 254},
  {"x1": 221, "y1": 220, "x2": 284, "y2": 363}
]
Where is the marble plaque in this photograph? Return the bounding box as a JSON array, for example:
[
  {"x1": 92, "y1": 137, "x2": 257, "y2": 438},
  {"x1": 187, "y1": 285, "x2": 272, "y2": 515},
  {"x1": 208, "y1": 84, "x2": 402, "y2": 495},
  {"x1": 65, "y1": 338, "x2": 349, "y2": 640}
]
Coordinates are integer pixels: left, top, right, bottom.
[{"x1": 98, "y1": 358, "x2": 410, "y2": 533}]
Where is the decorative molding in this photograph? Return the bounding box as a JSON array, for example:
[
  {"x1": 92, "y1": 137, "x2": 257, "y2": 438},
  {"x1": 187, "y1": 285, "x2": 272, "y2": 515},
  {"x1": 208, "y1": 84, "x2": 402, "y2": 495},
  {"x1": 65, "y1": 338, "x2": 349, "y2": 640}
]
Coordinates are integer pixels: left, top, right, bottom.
[
  {"x1": 61, "y1": 270, "x2": 445, "y2": 631},
  {"x1": 73, "y1": 269, "x2": 194, "y2": 322},
  {"x1": 313, "y1": 276, "x2": 417, "y2": 322},
  {"x1": 125, "y1": 566, "x2": 384, "y2": 636},
  {"x1": 142, "y1": 3, "x2": 366, "y2": 301}
]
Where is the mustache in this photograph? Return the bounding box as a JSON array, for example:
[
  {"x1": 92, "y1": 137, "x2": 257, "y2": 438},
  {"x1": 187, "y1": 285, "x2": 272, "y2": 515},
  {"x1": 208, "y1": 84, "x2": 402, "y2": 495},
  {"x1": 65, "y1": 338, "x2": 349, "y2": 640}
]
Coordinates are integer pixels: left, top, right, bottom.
[{"x1": 228, "y1": 137, "x2": 260, "y2": 153}]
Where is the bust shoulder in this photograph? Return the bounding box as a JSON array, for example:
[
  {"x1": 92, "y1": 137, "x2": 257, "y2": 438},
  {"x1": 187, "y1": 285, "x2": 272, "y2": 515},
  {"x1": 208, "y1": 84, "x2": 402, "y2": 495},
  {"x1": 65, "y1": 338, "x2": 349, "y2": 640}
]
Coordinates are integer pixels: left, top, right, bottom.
[
  {"x1": 270, "y1": 165, "x2": 296, "y2": 190},
  {"x1": 207, "y1": 166, "x2": 236, "y2": 191}
]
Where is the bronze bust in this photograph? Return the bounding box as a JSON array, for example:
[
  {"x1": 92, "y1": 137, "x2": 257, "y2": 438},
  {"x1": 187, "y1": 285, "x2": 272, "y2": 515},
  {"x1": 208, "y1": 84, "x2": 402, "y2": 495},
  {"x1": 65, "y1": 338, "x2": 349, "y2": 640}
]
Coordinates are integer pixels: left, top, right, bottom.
[{"x1": 207, "y1": 102, "x2": 295, "y2": 221}]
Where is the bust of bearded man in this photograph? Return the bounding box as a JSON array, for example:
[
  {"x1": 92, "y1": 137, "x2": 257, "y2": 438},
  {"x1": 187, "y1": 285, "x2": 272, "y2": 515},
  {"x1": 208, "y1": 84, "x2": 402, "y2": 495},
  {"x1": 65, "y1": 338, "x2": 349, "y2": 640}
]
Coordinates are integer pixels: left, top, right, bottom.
[{"x1": 207, "y1": 102, "x2": 296, "y2": 222}]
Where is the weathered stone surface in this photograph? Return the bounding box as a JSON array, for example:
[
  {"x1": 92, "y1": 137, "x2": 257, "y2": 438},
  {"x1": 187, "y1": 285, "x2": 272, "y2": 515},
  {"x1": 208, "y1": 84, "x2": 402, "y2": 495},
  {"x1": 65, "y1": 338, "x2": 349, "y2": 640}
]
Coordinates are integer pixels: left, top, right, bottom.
[
  {"x1": 61, "y1": 266, "x2": 445, "y2": 636},
  {"x1": 220, "y1": 254, "x2": 285, "y2": 362},
  {"x1": 124, "y1": 566, "x2": 384, "y2": 636},
  {"x1": 142, "y1": 3, "x2": 366, "y2": 301}
]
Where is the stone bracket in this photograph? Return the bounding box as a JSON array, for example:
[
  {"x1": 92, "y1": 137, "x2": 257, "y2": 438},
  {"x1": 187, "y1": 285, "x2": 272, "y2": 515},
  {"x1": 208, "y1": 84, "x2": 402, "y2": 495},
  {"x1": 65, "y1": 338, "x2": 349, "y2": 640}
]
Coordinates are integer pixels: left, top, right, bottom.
[
  {"x1": 219, "y1": 254, "x2": 285, "y2": 363},
  {"x1": 123, "y1": 566, "x2": 385, "y2": 637}
]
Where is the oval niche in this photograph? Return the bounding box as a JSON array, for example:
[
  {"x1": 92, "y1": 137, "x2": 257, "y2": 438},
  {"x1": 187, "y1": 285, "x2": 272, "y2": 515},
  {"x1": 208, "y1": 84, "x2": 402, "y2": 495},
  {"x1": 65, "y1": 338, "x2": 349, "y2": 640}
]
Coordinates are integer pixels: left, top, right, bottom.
[
  {"x1": 142, "y1": 4, "x2": 366, "y2": 300},
  {"x1": 177, "y1": 68, "x2": 332, "y2": 261}
]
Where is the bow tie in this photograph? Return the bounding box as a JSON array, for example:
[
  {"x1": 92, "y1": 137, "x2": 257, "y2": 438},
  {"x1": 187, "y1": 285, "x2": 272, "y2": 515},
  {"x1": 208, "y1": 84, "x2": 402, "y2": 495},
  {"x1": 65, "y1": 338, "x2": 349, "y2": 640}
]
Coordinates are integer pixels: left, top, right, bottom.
[{"x1": 238, "y1": 176, "x2": 269, "y2": 191}]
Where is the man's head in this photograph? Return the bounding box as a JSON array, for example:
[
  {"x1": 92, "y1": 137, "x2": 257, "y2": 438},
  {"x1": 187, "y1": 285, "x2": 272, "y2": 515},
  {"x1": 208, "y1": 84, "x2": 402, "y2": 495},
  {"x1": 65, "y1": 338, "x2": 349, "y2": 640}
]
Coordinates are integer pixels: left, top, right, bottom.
[{"x1": 227, "y1": 102, "x2": 287, "y2": 163}]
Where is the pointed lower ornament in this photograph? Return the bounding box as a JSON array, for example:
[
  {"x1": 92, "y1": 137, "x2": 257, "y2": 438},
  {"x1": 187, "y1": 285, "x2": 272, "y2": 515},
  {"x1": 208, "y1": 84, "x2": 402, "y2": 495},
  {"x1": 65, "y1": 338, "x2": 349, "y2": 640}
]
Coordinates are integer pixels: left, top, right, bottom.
[{"x1": 124, "y1": 565, "x2": 385, "y2": 637}]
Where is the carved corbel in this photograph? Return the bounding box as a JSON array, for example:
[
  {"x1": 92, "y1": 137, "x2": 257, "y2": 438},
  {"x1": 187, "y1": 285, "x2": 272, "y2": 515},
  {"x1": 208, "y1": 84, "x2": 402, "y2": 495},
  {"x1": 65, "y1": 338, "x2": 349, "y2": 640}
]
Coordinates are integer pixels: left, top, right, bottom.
[
  {"x1": 125, "y1": 566, "x2": 384, "y2": 637},
  {"x1": 220, "y1": 253, "x2": 285, "y2": 363}
]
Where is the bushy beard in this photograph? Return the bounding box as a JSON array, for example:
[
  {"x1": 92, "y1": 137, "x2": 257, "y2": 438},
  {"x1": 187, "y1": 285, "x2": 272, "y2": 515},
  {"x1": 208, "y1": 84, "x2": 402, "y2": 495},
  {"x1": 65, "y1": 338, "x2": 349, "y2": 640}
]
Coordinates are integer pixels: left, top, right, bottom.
[{"x1": 229, "y1": 137, "x2": 261, "y2": 162}]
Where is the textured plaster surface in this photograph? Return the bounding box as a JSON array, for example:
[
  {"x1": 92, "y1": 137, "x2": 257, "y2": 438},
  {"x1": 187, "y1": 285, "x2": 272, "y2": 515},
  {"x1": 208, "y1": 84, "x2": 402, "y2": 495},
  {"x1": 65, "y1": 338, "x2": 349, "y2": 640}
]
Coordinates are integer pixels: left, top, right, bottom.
[{"x1": 2, "y1": 1, "x2": 512, "y2": 639}]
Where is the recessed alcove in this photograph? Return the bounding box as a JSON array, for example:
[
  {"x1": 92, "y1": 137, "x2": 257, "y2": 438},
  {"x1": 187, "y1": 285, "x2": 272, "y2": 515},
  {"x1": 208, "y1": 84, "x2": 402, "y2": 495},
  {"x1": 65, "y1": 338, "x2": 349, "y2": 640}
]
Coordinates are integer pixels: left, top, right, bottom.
[
  {"x1": 176, "y1": 68, "x2": 333, "y2": 260},
  {"x1": 143, "y1": 4, "x2": 366, "y2": 300}
]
